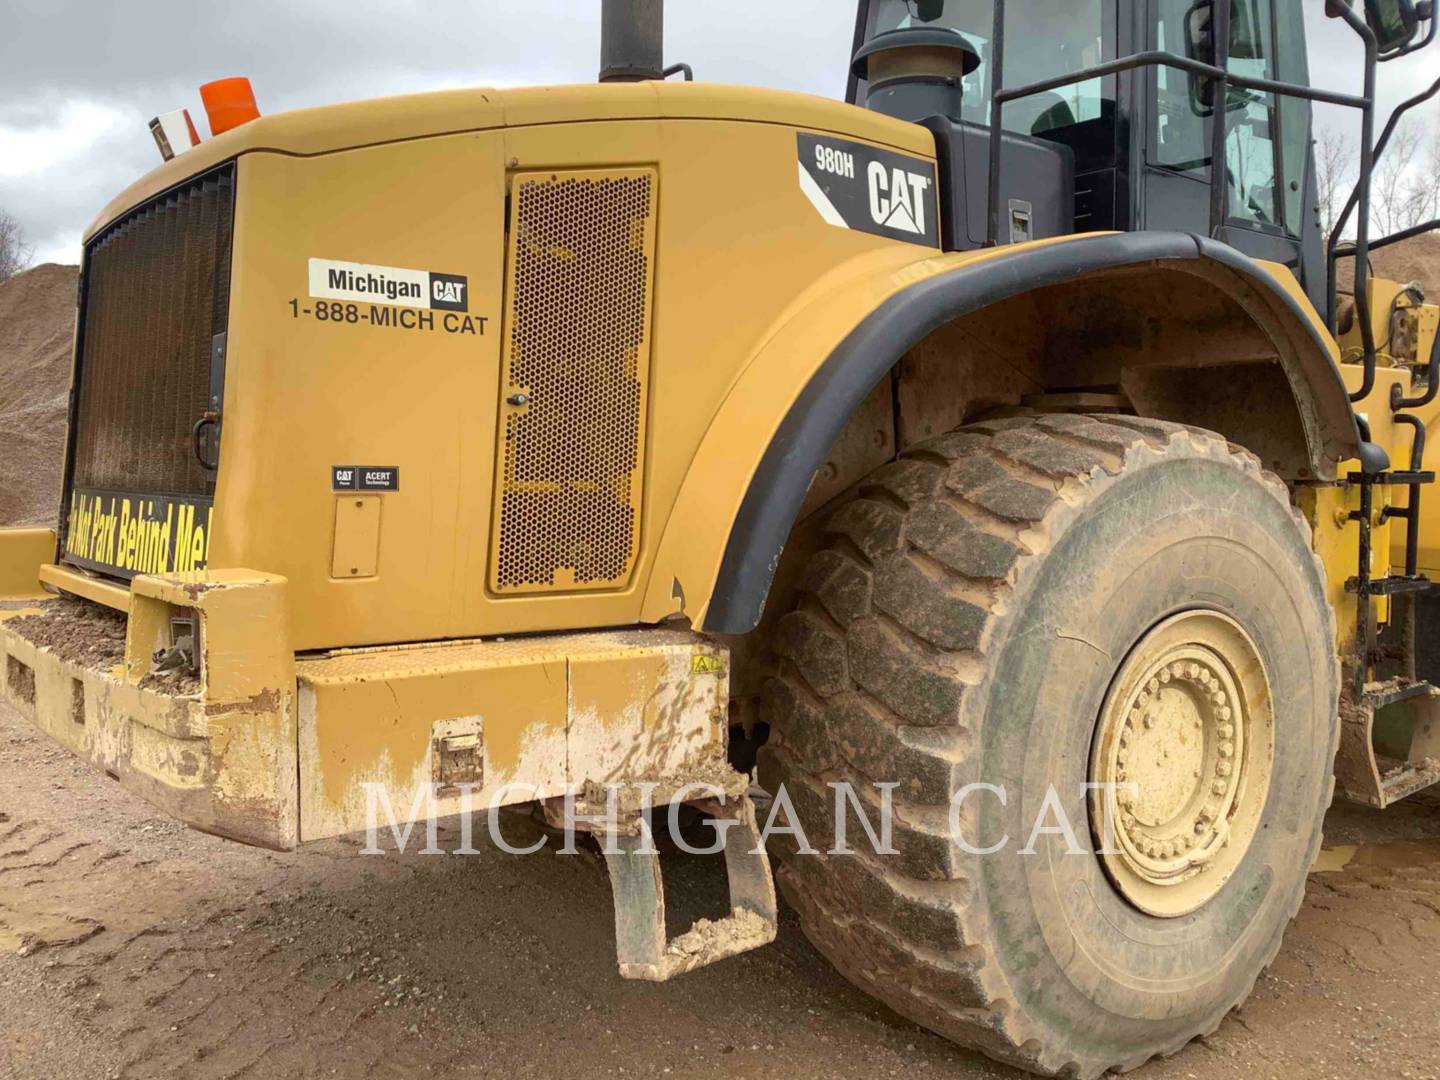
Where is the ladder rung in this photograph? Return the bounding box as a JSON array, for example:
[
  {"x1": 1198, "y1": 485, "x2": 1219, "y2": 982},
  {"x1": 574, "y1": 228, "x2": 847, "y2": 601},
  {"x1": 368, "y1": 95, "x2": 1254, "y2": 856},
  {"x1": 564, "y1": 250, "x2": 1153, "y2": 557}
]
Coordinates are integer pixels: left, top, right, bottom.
[
  {"x1": 1346, "y1": 471, "x2": 1437, "y2": 485},
  {"x1": 1362, "y1": 680, "x2": 1438, "y2": 709},
  {"x1": 1348, "y1": 575, "x2": 1433, "y2": 596}
]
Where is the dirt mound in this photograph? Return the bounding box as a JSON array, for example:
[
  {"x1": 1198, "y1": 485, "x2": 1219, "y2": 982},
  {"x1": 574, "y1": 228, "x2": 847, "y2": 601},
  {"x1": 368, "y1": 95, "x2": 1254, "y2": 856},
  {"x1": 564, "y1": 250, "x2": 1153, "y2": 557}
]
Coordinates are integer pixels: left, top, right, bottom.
[
  {"x1": 0, "y1": 263, "x2": 77, "y2": 528},
  {"x1": 1370, "y1": 232, "x2": 1440, "y2": 298},
  {"x1": 1338, "y1": 232, "x2": 1440, "y2": 299}
]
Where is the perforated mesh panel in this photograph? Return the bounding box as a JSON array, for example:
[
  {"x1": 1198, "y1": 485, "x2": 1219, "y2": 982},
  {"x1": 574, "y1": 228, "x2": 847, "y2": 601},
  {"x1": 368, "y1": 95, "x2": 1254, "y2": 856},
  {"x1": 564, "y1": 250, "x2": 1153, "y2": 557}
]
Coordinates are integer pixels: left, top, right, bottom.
[{"x1": 490, "y1": 169, "x2": 657, "y2": 593}]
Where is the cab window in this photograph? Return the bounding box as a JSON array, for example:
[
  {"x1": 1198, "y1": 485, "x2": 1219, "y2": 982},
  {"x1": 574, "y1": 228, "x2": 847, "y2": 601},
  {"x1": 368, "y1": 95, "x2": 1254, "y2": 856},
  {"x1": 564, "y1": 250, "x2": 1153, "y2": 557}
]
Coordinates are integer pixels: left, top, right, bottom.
[
  {"x1": 866, "y1": 0, "x2": 1115, "y2": 137},
  {"x1": 1151, "y1": 0, "x2": 1299, "y2": 231}
]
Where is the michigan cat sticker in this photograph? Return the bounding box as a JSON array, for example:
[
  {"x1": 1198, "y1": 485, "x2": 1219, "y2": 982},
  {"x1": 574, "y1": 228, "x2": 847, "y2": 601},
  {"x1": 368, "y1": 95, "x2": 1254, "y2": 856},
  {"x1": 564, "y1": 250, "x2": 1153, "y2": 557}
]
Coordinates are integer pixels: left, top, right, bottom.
[
  {"x1": 308, "y1": 258, "x2": 469, "y2": 312},
  {"x1": 796, "y1": 132, "x2": 939, "y2": 248}
]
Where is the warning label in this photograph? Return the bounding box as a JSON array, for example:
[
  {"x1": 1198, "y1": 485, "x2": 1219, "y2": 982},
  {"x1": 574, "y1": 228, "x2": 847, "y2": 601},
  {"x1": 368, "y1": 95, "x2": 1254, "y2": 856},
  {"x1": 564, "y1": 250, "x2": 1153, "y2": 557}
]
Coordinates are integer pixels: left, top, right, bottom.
[{"x1": 63, "y1": 489, "x2": 212, "y2": 579}]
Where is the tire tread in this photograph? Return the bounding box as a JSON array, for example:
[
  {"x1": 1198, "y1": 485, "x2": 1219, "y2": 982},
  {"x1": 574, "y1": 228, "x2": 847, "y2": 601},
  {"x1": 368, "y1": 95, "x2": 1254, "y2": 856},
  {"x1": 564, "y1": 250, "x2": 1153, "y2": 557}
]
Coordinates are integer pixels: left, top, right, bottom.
[{"x1": 757, "y1": 415, "x2": 1339, "y2": 1078}]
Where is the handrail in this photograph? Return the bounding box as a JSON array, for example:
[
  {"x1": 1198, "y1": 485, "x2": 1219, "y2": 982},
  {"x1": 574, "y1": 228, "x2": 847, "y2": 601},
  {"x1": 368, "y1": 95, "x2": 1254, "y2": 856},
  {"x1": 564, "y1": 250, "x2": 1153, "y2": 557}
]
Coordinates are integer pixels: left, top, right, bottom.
[
  {"x1": 983, "y1": 22, "x2": 1371, "y2": 248},
  {"x1": 990, "y1": 50, "x2": 1368, "y2": 113},
  {"x1": 1326, "y1": 72, "x2": 1440, "y2": 323},
  {"x1": 1334, "y1": 218, "x2": 1440, "y2": 261},
  {"x1": 1331, "y1": 3, "x2": 1380, "y2": 404},
  {"x1": 982, "y1": 0, "x2": 1388, "y2": 403},
  {"x1": 1208, "y1": 0, "x2": 1231, "y2": 238}
]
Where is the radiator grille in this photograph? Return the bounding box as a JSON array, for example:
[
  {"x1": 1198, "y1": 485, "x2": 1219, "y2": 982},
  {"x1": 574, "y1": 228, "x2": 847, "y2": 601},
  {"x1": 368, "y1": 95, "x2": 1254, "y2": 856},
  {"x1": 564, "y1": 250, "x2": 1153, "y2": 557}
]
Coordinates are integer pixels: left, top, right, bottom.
[
  {"x1": 70, "y1": 165, "x2": 235, "y2": 499},
  {"x1": 491, "y1": 169, "x2": 657, "y2": 593}
]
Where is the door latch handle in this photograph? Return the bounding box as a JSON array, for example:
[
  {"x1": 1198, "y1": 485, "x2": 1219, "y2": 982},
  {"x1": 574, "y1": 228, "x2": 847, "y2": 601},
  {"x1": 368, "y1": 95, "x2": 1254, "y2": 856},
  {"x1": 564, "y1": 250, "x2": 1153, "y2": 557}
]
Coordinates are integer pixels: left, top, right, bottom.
[{"x1": 192, "y1": 411, "x2": 221, "y2": 471}]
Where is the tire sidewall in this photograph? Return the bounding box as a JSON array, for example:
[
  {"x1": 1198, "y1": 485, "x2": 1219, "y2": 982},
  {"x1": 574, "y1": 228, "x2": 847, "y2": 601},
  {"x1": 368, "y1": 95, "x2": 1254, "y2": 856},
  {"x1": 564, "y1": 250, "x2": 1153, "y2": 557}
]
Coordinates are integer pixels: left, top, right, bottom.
[{"x1": 971, "y1": 451, "x2": 1335, "y2": 1048}]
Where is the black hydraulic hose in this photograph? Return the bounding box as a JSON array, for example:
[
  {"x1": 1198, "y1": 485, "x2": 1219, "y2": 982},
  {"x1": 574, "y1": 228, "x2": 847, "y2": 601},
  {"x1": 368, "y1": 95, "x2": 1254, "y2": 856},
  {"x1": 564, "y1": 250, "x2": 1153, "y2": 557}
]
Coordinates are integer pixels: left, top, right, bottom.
[
  {"x1": 1392, "y1": 413, "x2": 1425, "y2": 604},
  {"x1": 1391, "y1": 352, "x2": 1432, "y2": 678},
  {"x1": 1394, "y1": 413, "x2": 1428, "y2": 473},
  {"x1": 1393, "y1": 308, "x2": 1440, "y2": 409}
]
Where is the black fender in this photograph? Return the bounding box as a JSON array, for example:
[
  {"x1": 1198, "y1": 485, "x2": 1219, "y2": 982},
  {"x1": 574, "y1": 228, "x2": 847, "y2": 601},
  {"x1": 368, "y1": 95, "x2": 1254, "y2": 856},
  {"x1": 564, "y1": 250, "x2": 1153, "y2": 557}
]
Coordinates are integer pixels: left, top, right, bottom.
[{"x1": 704, "y1": 230, "x2": 1359, "y2": 634}]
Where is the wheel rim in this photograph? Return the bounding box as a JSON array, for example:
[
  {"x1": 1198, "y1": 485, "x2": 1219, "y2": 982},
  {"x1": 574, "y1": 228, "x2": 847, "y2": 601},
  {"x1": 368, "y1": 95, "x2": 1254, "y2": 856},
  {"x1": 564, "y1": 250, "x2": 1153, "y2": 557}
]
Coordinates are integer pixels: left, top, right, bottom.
[{"x1": 1089, "y1": 610, "x2": 1275, "y2": 918}]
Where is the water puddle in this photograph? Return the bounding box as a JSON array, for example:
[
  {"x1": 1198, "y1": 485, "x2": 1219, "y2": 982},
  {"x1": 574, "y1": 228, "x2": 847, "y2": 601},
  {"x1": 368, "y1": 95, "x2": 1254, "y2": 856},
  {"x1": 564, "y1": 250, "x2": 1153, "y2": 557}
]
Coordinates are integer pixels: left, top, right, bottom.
[{"x1": 1311, "y1": 838, "x2": 1440, "y2": 874}]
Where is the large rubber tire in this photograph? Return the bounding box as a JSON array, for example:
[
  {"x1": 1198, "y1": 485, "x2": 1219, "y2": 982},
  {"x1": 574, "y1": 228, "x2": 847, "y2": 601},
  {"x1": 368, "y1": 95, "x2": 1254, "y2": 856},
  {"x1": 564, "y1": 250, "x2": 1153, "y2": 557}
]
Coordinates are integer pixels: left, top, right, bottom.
[{"x1": 757, "y1": 415, "x2": 1338, "y2": 1078}]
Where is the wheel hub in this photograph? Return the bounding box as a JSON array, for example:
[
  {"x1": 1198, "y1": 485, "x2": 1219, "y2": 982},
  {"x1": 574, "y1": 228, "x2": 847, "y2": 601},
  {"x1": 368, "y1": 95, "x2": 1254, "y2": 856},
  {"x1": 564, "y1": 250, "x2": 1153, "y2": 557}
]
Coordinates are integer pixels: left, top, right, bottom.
[{"x1": 1090, "y1": 612, "x2": 1274, "y2": 917}]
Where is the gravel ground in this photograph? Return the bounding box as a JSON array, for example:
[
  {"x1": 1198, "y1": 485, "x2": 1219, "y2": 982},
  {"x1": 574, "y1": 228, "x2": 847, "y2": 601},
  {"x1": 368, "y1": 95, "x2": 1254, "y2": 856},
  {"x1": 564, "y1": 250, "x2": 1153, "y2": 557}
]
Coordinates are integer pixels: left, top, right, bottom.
[{"x1": 1, "y1": 698, "x2": 1439, "y2": 1080}]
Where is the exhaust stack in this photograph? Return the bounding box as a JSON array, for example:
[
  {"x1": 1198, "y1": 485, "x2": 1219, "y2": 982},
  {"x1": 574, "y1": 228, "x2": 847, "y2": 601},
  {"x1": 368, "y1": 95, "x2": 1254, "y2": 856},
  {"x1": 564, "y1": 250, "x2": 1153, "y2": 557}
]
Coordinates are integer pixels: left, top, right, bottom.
[{"x1": 600, "y1": 0, "x2": 664, "y2": 82}]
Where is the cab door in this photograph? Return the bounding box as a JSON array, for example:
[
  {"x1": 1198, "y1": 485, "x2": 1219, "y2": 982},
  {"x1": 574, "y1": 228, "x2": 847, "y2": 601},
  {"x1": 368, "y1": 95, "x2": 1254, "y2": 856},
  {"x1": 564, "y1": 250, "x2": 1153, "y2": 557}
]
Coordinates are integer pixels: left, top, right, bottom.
[{"x1": 1142, "y1": 0, "x2": 1320, "y2": 302}]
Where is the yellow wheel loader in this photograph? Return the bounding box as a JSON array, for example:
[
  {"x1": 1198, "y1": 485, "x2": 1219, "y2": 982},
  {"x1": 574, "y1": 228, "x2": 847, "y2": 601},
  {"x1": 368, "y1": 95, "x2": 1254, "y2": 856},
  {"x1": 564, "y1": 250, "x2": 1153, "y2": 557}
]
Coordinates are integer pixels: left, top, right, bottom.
[{"x1": 3, "y1": 0, "x2": 1440, "y2": 1074}]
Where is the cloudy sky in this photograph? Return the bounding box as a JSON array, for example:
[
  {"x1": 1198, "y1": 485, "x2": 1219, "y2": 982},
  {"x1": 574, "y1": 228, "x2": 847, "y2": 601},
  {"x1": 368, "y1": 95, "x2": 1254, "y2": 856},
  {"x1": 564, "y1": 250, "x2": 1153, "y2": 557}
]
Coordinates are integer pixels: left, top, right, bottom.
[{"x1": 2, "y1": 1, "x2": 1435, "y2": 266}]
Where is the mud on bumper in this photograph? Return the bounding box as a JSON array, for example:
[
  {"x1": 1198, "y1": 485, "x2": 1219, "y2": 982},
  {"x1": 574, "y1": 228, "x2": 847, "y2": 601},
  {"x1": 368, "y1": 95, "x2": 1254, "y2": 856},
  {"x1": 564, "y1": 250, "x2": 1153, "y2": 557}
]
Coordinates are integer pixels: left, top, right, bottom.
[
  {"x1": 1, "y1": 564, "x2": 298, "y2": 849},
  {"x1": 0, "y1": 536, "x2": 740, "y2": 856},
  {"x1": 1, "y1": 534, "x2": 778, "y2": 978}
]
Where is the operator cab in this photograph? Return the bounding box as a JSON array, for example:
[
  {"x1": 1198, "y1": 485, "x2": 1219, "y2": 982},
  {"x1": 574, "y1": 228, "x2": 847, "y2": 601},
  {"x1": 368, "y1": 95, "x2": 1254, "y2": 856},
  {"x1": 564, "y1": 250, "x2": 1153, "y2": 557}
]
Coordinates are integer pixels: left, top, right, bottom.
[{"x1": 846, "y1": 0, "x2": 1324, "y2": 312}]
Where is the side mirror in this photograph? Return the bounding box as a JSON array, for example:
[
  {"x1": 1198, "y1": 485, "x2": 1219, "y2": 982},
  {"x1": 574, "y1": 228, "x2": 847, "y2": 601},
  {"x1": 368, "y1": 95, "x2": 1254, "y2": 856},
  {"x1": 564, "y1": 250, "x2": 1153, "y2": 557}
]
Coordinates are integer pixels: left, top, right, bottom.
[
  {"x1": 1182, "y1": 1, "x2": 1264, "y2": 116},
  {"x1": 1183, "y1": 0, "x2": 1217, "y2": 113},
  {"x1": 1365, "y1": 0, "x2": 1421, "y2": 52}
]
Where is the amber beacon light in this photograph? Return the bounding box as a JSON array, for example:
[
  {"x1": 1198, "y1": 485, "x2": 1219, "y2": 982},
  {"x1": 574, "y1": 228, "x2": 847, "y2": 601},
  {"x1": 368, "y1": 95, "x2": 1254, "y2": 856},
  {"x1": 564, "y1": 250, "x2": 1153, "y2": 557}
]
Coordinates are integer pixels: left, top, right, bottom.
[{"x1": 199, "y1": 77, "x2": 262, "y2": 136}]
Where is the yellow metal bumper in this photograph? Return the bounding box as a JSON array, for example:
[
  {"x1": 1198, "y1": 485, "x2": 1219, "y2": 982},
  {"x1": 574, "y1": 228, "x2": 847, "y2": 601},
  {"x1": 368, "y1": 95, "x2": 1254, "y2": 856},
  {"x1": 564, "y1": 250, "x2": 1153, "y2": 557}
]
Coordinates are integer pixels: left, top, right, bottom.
[
  {"x1": 0, "y1": 528, "x2": 54, "y2": 599},
  {"x1": 1, "y1": 562, "x2": 298, "y2": 849},
  {"x1": 2, "y1": 534, "x2": 733, "y2": 852},
  {"x1": 296, "y1": 629, "x2": 730, "y2": 841}
]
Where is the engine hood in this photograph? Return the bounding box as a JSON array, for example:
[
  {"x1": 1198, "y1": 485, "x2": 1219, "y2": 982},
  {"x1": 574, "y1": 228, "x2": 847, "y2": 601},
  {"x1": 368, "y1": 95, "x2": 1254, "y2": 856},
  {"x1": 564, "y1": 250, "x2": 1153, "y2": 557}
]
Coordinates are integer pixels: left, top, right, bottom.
[{"x1": 85, "y1": 80, "x2": 934, "y2": 243}]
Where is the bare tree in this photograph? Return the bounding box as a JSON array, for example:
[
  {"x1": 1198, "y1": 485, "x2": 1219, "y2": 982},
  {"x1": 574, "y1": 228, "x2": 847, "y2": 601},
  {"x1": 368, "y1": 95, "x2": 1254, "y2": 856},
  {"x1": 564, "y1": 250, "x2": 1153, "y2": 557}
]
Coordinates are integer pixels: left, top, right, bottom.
[
  {"x1": 0, "y1": 210, "x2": 32, "y2": 283},
  {"x1": 1315, "y1": 126, "x2": 1356, "y2": 242},
  {"x1": 1371, "y1": 118, "x2": 1429, "y2": 235},
  {"x1": 1424, "y1": 118, "x2": 1440, "y2": 223}
]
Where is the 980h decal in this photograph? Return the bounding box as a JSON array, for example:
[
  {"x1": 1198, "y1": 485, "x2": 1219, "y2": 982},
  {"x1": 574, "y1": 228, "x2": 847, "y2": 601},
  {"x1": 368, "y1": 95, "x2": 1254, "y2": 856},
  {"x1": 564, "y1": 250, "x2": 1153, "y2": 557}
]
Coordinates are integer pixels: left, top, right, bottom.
[{"x1": 796, "y1": 132, "x2": 939, "y2": 248}]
